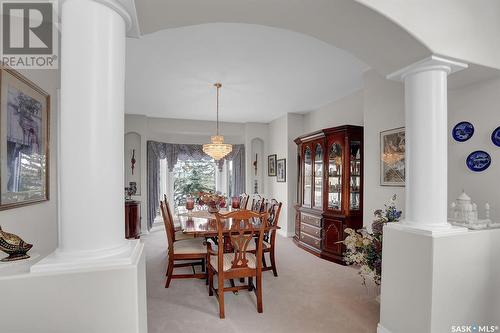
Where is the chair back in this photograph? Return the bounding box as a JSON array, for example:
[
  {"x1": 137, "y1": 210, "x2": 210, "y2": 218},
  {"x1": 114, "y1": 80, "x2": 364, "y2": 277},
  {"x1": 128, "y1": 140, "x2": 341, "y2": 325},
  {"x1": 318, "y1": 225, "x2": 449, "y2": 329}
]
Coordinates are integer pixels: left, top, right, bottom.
[
  {"x1": 250, "y1": 195, "x2": 265, "y2": 213},
  {"x1": 264, "y1": 199, "x2": 282, "y2": 243},
  {"x1": 214, "y1": 210, "x2": 268, "y2": 272},
  {"x1": 159, "y1": 199, "x2": 175, "y2": 254},
  {"x1": 239, "y1": 193, "x2": 249, "y2": 209}
]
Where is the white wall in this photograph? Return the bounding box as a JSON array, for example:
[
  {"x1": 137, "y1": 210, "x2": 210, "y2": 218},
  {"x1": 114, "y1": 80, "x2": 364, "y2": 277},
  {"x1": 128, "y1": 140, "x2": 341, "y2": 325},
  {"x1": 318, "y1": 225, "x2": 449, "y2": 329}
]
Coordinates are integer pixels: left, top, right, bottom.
[
  {"x1": 380, "y1": 226, "x2": 500, "y2": 333},
  {"x1": 302, "y1": 89, "x2": 364, "y2": 133},
  {"x1": 0, "y1": 69, "x2": 60, "y2": 257},
  {"x1": 244, "y1": 123, "x2": 269, "y2": 196},
  {"x1": 448, "y1": 78, "x2": 500, "y2": 222},
  {"x1": 362, "y1": 70, "x2": 405, "y2": 226},
  {"x1": 358, "y1": 0, "x2": 500, "y2": 71},
  {"x1": 125, "y1": 132, "x2": 142, "y2": 194},
  {"x1": 267, "y1": 115, "x2": 290, "y2": 236}
]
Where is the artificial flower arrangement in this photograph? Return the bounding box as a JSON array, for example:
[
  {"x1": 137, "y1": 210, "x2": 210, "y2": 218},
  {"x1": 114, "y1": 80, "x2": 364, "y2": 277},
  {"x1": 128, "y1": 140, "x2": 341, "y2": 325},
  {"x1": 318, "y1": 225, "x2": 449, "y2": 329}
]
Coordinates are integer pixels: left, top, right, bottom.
[
  {"x1": 196, "y1": 191, "x2": 227, "y2": 212},
  {"x1": 342, "y1": 194, "x2": 402, "y2": 285}
]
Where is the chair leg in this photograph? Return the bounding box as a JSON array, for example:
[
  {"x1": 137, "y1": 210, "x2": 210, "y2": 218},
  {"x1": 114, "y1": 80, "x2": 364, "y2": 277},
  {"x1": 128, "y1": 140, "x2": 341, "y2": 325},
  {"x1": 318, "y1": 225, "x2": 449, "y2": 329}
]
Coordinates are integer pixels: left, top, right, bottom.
[
  {"x1": 248, "y1": 277, "x2": 253, "y2": 291},
  {"x1": 270, "y1": 248, "x2": 278, "y2": 277},
  {"x1": 208, "y1": 267, "x2": 214, "y2": 296},
  {"x1": 262, "y1": 253, "x2": 268, "y2": 268},
  {"x1": 256, "y1": 274, "x2": 263, "y2": 313},
  {"x1": 218, "y1": 276, "x2": 225, "y2": 319},
  {"x1": 165, "y1": 259, "x2": 174, "y2": 288},
  {"x1": 201, "y1": 258, "x2": 206, "y2": 273}
]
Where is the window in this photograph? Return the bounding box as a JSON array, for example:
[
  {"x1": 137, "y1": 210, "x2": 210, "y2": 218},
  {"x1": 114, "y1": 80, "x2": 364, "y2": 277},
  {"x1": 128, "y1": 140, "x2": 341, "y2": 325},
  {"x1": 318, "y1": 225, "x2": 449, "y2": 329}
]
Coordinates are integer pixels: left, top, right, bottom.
[{"x1": 173, "y1": 159, "x2": 216, "y2": 208}]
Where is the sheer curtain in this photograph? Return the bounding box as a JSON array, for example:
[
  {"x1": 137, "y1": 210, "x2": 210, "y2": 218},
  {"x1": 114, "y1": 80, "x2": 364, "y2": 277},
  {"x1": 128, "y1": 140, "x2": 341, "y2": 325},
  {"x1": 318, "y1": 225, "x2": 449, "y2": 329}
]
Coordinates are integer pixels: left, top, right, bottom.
[{"x1": 147, "y1": 141, "x2": 245, "y2": 230}]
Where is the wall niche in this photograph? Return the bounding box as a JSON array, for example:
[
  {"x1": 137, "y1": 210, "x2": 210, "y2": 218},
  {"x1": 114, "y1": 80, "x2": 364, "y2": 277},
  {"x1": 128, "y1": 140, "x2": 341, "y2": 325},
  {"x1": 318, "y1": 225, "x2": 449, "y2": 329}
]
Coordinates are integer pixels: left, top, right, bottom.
[{"x1": 124, "y1": 132, "x2": 141, "y2": 195}]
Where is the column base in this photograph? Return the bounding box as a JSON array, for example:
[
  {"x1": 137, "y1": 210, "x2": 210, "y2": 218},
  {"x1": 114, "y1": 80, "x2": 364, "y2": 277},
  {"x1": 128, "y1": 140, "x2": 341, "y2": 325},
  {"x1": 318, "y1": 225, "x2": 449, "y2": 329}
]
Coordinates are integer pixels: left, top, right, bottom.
[
  {"x1": 389, "y1": 220, "x2": 468, "y2": 237},
  {"x1": 0, "y1": 240, "x2": 147, "y2": 333},
  {"x1": 379, "y1": 225, "x2": 500, "y2": 333},
  {"x1": 31, "y1": 239, "x2": 141, "y2": 273}
]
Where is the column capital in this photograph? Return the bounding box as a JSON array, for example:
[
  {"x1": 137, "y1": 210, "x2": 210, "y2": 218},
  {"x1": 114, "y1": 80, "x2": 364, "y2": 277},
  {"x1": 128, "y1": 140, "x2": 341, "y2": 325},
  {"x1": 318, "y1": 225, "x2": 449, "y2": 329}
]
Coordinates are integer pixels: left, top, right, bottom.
[
  {"x1": 61, "y1": 0, "x2": 140, "y2": 37},
  {"x1": 387, "y1": 55, "x2": 468, "y2": 82}
]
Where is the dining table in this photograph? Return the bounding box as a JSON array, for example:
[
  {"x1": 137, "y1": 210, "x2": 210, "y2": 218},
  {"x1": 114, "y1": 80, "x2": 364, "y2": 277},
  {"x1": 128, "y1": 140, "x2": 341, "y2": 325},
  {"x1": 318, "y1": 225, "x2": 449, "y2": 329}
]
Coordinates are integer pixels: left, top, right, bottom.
[{"x1": 177, "y1": 209, "x2": 280, "y2": 236}]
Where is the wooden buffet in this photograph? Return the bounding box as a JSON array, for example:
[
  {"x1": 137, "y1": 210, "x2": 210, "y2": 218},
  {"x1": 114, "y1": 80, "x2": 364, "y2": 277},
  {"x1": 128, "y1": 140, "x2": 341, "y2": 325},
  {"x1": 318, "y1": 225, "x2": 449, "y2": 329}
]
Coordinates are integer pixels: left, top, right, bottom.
[
  {"x1": 125, "y1": 200, "x2": 141, "y2": 239},
  {"x1": 293, "y1": 125, "x2": 363, "y2": 264}
]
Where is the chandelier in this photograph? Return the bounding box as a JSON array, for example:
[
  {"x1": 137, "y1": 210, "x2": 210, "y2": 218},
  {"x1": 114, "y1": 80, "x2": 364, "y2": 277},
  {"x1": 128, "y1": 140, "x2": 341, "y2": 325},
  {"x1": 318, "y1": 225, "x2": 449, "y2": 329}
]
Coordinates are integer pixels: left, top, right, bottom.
[{"x1": 203, "y1": 83, "x2": 232, "y2": 160}]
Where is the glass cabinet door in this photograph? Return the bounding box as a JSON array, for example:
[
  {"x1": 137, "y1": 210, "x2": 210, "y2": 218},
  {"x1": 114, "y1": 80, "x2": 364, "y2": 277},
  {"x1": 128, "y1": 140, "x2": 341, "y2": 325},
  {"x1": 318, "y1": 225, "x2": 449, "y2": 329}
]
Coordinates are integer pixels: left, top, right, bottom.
[
  {"x1": 328, "y1": 143, "x2": 342, "y2": 210},
  {"x1": 303, "y1": 146, "x2": 312, "y2": 207},
  {"x1": 313, "y1": 143, "x2": 323, "y2": 209},
  {"x1": 350, "y1": 141, "x2": 361, "y2": 210}
]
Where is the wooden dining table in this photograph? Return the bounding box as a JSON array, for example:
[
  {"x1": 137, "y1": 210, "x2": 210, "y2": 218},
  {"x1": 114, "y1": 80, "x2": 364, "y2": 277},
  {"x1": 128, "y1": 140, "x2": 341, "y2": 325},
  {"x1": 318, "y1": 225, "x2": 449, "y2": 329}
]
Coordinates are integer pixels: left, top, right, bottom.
[{"x1": 177, "y1": 209, "x2": 280, "y2": 238}]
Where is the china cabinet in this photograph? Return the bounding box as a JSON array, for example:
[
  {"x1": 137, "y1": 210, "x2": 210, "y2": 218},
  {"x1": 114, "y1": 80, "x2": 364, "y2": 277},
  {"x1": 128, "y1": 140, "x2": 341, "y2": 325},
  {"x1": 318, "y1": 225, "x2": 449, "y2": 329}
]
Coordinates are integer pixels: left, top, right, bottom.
[{"x1": 294, "y1": 125, "x2": 363, "y2": 264}]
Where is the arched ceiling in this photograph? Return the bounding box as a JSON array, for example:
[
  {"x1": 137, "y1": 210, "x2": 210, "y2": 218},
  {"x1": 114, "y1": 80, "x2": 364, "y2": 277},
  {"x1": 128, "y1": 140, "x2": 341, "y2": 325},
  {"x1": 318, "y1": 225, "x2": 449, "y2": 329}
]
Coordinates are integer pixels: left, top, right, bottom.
[
  {"x1": 125, "y1": 23, "x2": 369, "y2": 122},
  {"x1": 134, "y1": 0, "x2": 431, "y2": 75}
]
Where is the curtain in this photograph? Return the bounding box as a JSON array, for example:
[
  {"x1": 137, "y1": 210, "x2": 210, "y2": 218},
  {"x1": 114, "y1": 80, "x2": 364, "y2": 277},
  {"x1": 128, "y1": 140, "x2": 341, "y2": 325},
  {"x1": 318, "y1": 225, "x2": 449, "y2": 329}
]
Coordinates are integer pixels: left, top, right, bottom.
[{"x1": 147, "y1": 141, "x2": 246, "y2": 230}]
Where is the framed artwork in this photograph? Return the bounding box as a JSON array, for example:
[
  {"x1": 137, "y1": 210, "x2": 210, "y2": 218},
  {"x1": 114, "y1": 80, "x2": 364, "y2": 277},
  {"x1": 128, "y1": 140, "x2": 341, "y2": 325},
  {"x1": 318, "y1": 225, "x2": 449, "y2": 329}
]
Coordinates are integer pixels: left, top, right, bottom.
[
  {"x1": 277, "y1": 158, "x2": 286, "y2": 182},
  {"x1": 268, "y1": 154, "x2": 277, "y2": 176},
  {"x1": 0, "y1": 66, "x2": 50, "y2": 210},
  {"x1": 380, "y1": 127, "x2": 405, "y2": 186}
]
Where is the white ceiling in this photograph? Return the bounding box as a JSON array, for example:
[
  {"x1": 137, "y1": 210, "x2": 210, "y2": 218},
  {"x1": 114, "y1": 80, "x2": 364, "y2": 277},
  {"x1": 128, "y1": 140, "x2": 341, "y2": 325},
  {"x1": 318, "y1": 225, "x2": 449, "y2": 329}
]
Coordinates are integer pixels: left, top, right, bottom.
[{"x1": 125, "y1": 23, "x2": 369, "y2": 123}]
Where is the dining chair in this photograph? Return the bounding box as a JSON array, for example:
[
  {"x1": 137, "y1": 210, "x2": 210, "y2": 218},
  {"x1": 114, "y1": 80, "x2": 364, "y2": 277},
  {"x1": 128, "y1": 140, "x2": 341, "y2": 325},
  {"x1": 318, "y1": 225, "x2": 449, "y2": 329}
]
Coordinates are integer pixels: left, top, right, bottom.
[
  {"x1": 250, "y1": 195, "x2": 265, "y2": 213},
  {"x1": 207, "y1": 209, "x2": 269, "y2": 319},
  {"x1": 160, "y1": 199, "x2": 207, "y2": 288},
  {"x1": 163, "y1": 194, "x2": 194, "y2": 241},
  {"x1": 247, "y1": 199, "x2": 282, "y2": 277},
  {"x1": 239, "y1": 193, "x2": 249, "y2": 210}
]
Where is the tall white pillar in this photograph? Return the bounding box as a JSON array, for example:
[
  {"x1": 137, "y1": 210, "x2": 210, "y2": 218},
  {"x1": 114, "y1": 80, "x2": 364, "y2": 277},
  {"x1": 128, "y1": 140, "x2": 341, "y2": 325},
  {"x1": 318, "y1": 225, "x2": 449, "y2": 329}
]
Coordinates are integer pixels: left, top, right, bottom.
[
  {"x1": 387, "y1": 55, "x2": 467, "y2": 231},
  {"x1": 378, "y1": 56, "x2": 469, "y2": 333},
  {"x1": 33, "y1": 0, "x2": 140, "y2": 269}
]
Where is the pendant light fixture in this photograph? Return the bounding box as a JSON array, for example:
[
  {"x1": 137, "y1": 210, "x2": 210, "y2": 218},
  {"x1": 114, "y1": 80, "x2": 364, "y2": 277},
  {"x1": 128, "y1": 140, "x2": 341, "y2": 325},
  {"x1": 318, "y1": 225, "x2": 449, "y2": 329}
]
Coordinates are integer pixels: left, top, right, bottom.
[{"x1": 202, "y1": 83, "x2": 232, "y2": 160}]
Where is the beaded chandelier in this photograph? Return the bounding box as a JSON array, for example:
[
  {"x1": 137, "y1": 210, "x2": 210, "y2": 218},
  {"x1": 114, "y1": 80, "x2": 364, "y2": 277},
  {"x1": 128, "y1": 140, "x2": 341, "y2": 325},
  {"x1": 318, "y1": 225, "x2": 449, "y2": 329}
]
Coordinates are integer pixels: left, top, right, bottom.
[{"x1": 203, "y1": 83, "x2": 232, "y2": 160}]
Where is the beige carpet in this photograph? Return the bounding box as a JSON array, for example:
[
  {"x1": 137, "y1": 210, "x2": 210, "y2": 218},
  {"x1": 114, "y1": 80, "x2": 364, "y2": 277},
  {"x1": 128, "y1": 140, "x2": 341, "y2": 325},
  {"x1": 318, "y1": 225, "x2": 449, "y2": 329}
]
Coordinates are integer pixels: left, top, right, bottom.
[{"x1": 144, "y1": 227, "x2": 380, "y2": 333}]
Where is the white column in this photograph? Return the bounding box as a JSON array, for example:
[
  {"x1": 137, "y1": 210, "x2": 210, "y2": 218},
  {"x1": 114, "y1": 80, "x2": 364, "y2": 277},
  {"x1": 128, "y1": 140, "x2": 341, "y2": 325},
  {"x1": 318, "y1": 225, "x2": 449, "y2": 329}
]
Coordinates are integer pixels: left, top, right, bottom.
[
  {"x1": 58, "y1": 0, "x2": 130, "y2": 255},
  {"x1": 387, "y1": 55, "x2": 467, "y2": 231}
]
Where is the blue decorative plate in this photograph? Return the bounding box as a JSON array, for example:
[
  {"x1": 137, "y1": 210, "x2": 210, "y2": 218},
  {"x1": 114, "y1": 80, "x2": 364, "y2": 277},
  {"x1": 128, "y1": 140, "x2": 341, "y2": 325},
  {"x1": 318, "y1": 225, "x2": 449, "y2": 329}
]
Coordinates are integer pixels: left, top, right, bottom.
[
  {"x1": 492, "y1": 126, "x2": 500, "y2": 147},
  {"x1": 452, "y1": 122, "x2": 474, "y2": 142},
  {"x1": 466, "y1": 150, "x2": 491, "y2": 172}
]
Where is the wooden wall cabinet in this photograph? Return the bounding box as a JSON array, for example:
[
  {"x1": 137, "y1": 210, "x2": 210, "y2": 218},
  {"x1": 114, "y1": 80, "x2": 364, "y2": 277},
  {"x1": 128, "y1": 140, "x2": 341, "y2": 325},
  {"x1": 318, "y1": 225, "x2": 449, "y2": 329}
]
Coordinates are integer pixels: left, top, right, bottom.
[
  {"x1": 125, "y1": 200, "x2": 141, "y2": 239},
  {"x1": 293, "y1": 125, "x2": 363, "y2": 264}
]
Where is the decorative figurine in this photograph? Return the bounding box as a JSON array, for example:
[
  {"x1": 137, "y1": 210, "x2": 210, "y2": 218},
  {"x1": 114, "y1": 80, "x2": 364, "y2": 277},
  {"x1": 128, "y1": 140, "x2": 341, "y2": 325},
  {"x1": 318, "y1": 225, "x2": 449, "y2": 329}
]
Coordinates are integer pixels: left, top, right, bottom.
[
  {"x1": 131, "y1": 149, "x2": 136, "y2": 175},
  {"x1": 253, "y1": 153, "x2": 258, "y2": 176},
  {"x1": 449, "y1": 191, "x2": 491, "y2": 229},
  {"x1": 0, "y1": 226, "x2": 33, "y2": 262}
]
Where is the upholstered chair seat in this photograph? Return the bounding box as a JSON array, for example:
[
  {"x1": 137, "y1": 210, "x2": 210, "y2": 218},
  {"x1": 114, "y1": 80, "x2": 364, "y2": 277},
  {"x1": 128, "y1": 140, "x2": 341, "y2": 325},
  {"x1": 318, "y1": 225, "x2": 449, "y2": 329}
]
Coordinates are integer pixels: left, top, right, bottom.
[
  {"x1": 173, "y1": 238, "x2": 206, "y2": 254},
  {"x1": 245, "y1": 240, "x2": 271, "y2": 251},
  {"x1": 210, "y1": 253, "x2": 257, "y2": 272}
]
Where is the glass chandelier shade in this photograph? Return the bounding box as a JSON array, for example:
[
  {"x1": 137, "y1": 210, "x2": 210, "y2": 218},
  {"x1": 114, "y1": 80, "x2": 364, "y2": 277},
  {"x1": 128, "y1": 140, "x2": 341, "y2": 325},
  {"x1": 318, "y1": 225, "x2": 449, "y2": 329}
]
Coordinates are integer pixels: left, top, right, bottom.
[{"x1": 203, "y1": 83, "x2": 232, "y2": 160}]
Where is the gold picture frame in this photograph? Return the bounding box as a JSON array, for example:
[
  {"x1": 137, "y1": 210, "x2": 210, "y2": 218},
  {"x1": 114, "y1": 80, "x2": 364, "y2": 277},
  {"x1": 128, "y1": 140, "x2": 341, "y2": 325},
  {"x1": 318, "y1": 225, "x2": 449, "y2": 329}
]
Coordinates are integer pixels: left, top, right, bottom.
[{"x1": 0, "y1": 66, "x2": 50, "y2": 210}]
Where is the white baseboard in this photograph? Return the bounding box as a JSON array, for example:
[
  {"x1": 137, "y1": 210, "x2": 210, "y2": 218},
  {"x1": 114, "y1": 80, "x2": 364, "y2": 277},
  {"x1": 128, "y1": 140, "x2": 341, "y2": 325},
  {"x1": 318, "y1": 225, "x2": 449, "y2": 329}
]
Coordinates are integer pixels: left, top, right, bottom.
[{"x1": 377, "y1": 323, "x2": 393, "y2": 333}]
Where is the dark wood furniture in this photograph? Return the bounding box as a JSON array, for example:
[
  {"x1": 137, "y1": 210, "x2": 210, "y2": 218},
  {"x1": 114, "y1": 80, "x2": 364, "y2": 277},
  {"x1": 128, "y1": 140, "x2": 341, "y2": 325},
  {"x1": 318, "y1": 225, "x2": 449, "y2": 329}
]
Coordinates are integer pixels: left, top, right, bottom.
[
  {"x1": 294, "y1": 125, "x2": 363, "y2": 264},
  {"x1": 160, "y1": 200, "x2": 207, "y2": 288},
  {"x1": 207, "y1": 210, "x2": 269, "y2": 319},
  {"x1": 125, "y1": 200, "x2": 141, "y2": 239},
  {"x1": 239, "y1": 193, "x2": 249, "y2": 209},
  {"x1": 250, "y1": 194, "x2": 265, "y2": 213},
  {"x1": 177, "y1": 214, "x2": 279, "y2": 237},
  {"x1": 248, "y1": 199, "x2": 282, "y2": 276}
]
